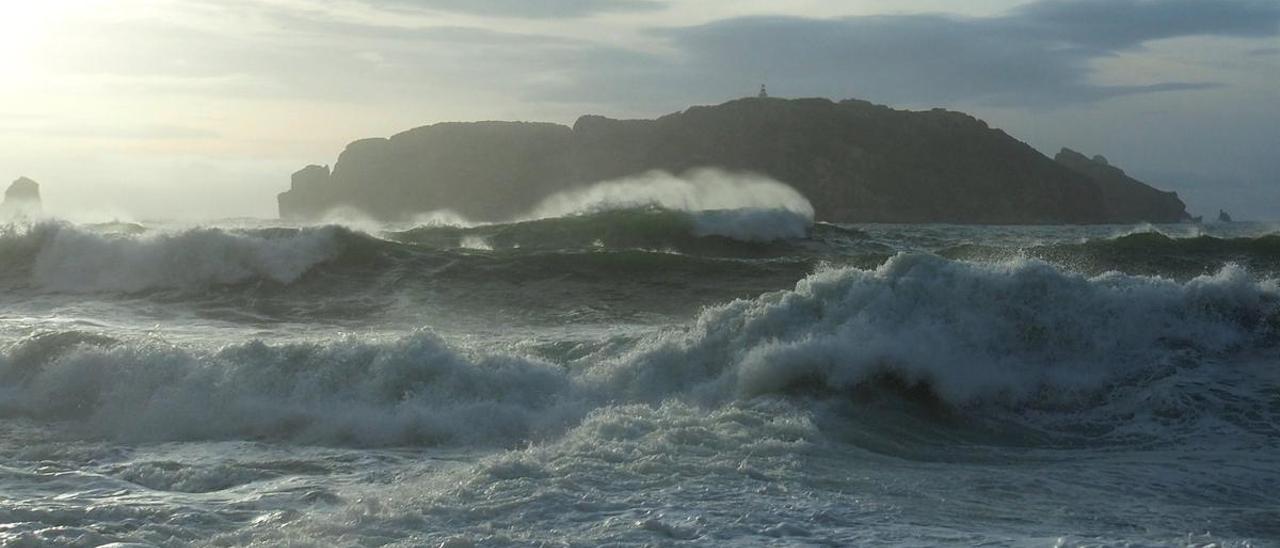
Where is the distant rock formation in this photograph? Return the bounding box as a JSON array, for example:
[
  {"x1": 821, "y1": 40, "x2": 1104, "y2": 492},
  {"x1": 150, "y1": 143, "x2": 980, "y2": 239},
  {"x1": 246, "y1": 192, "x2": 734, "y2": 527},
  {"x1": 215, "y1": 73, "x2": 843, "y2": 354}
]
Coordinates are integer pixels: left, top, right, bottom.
[
  {"x1": 1, "y1": 177, "x2": 42, "y2": 218},
  {"x1": 279, "y1": 97, "x2": 1190, "y2": 224},
  {"x1": 1218, "y1": 209, "x2": 1233, "y2": 223},
  {"x1": 279, "y1": 164, "x2": 332, "y2": 219},
  {"x1": 1053, "y1": 148, "x2": 1189, "y2": 224}
]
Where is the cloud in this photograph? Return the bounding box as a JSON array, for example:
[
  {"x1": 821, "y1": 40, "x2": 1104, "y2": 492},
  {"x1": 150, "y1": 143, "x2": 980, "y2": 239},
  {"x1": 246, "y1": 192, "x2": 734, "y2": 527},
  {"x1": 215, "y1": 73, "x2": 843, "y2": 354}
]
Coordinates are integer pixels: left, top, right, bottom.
[
  {"x1": 571, "y1": 0, "x2": 1280, "y2": 108},
  {"x1": 1011, "y1": 0, "x2": 1280, "y2": 49},
  {"x1": 41, "y1": 4, "x2": 624, "y2": 103},
  {"x1": 365, "y1": 0, "x2": 663, "y2": 18},
  {"x1": 0, "y1": 117, "x2": 220, "y2": 141},
  {"x1": 41, "y1": 0, "x2": 1278, "y2": 109}
]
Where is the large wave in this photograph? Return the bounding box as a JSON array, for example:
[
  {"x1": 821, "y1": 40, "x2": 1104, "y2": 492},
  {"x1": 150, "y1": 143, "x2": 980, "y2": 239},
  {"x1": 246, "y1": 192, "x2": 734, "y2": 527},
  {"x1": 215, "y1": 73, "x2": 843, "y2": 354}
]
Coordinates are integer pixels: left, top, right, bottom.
[
  {"x1": 0, "y1": 330, "x2": 582, "y2": 446},
  {"x1": 524, "y1": 169, "x2": 815, "y2": 242},
  {"x1": 0, "y1": 219, "x2": 822, "y2": 309},
  {"x1": 389, "y1": 206, "x2": 823, "y2": 256},
  {"x1": 0, "y1": 170, "x2": 821, "y2": 296},
  {"x1": 2, "y1": 254, "x2": 1274, "y2": 447},
  {"x1": 0, "y1": 222, "x2": 347, "y2": 293},
  {"x1": 597, "y1": 254, "x2": 1277, "y2": 406}
]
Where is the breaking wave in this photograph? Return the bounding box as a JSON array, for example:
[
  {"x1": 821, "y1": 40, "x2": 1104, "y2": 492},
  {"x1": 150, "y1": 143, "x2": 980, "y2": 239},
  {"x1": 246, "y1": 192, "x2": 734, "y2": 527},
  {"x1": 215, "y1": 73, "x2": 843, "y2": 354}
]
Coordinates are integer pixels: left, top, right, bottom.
[
  {"x1": 2, "y1": 254, "x2": 1275, "y2": 447},
  {"x1": 609, "y1": 254, "x2": 1277, "y2": 406},
  {"x1": 390, "y1": 206, "x2": 817, "y2": 255},
  {"x1": 0, "y1": 207, "x2": 824, "y2": 295},
  {"x1": 527, "y1": 169, "x2": 814, "y2": 227},
  {"x1": 0, "y1": 222, "x2": 348, "y2": 293}
]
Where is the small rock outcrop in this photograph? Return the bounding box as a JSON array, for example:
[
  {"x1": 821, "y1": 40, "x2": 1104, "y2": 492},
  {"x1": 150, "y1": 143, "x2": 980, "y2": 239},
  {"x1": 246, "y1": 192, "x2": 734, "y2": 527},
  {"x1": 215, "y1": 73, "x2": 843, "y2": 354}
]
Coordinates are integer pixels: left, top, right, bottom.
[
  {"x1": 280, "y1": 97, "x2": 1191, "y2": 224},
  {"x1": 279, "y1": 165, "x2": 332, "y2": 220},
  {"x1": 1, "y1": 177, "x2": 42, "y2": 218},
  {"x1": 1218, "y1": 210, "x2": 1233, "y2": 223}
]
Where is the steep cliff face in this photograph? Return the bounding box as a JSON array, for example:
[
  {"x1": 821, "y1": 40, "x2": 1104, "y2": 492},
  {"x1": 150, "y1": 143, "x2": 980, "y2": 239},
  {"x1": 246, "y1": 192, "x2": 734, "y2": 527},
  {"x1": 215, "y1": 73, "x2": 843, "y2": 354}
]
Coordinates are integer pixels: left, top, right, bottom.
[
  {"x1": 569, "y1": 98, "x2": 1109, "y2": 223},
  {"x1": 279, "y1": 98, "x2": 1189, "y2": 224},
  {"x1": 1054, "y1": 148, "x2": 1189, "y2": 223},
  {"x1": 283, "y1": 122, "x2": 573, "y2": 221}
]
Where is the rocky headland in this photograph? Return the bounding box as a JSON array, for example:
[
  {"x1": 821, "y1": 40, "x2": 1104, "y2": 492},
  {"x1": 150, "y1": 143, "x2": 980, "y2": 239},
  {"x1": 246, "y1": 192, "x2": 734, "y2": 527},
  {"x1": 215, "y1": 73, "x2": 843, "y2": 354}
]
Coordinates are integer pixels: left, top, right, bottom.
[{"x1": 279, "y1": 97, "x2": 1190, "y2": 224}]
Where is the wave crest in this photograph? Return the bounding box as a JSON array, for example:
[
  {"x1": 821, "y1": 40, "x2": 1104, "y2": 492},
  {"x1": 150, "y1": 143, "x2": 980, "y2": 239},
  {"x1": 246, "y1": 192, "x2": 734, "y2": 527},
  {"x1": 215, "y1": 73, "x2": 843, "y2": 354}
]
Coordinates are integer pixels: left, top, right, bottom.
[
  {"x1": 0, "y1": 330, "x2": 581, "y2": 446},
  {"x1": 526, "y1": 168, "x2": 815, "y2": 242},
  {"x1": 597, "y1": 253, "x2": 1278, "y2": 407},
  {"x1": 2, "y1": 255, "x2": 1275, "y2": 447},
  {"x1": 1, "y1": 222, "x2": 346, "y2": 293}
]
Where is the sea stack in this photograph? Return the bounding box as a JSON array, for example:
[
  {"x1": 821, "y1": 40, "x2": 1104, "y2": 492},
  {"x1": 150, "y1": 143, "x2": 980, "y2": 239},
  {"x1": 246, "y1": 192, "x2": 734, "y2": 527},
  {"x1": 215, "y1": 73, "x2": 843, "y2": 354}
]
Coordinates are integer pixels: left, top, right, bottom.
[{"x1": 1, "y1": 177, "x2": 42, "y2": 218}]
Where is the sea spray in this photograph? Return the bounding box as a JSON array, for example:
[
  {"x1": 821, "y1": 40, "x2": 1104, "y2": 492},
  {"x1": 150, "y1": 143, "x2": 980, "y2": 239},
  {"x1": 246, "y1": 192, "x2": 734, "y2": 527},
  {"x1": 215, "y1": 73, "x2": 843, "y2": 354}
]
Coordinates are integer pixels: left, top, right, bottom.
[
  {"x1": 5, "y1": 222, "x2": 343, "y2": 293},
  {"x1": 525, "y1": 169, "x2": 815, "y2": 242},
  {"x1": 0, "y1": 330, "x2": 582, "y2": 445},
  {"x1": 589, "y1": 254, "x2": 1279, "y2": 406},
  {"x1": 3, "y1": 220, "x2": 1278, "y2": 546},
  {"x1": 2, "y1": 254, "x2": 1275, "y2": 446}
]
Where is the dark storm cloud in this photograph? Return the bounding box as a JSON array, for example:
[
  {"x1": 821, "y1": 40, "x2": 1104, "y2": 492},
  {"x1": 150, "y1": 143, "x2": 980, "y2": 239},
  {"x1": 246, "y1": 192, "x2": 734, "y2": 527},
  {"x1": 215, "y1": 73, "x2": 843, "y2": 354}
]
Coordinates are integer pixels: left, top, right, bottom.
[
  {"x1": 364, "y1": 0, "x2": 664, "y2": 18},
  {"x1": 297, "y1": 0, "x2": 1272, "y2": 108},
  {"x1": 1011, "y1": 0, "x2": 1280, "y2": 49},
  {"x1": 60, "y1": 0, "x2": 1276, "y2": 109},
  {"x1": 564, "y1": 0, "x2": 1280, "y2": 108}
]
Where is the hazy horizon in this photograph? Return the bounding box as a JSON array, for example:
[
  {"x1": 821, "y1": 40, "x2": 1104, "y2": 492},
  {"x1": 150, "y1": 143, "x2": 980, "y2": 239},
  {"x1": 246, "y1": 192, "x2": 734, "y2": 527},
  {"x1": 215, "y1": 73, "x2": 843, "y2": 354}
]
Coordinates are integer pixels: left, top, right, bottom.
[{"x1": 1, "y1": 0, "x2": 1277, "y2": 220}]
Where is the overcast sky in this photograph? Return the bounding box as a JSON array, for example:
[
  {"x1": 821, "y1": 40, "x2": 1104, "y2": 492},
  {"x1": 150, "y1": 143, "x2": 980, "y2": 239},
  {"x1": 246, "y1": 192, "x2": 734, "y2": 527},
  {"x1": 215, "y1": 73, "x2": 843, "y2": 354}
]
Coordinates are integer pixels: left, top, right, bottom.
[{"x1": 1, "y1": 0, "x2": 1276, "y2": 220}]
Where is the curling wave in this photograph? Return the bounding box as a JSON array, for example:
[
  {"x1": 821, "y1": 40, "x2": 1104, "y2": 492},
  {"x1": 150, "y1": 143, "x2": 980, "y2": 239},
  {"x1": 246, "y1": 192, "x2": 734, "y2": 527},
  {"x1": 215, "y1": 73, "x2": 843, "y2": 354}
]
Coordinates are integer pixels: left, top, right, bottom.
[
  {"x1": 1, "y1": 254, "x2": 1275, "y2": 447},
  {"x1": 600, "y1": 254, "x2": 1278, "y2": 407},
  {"x1": 0, "y1": 222, "x2": 352, "y2": 293},
  {"x1": 390, "y1": 206, "x2": 816, "y2": 255},
  {"x1": 0, "y1": 204, "x2": 829, "y2": 296}
]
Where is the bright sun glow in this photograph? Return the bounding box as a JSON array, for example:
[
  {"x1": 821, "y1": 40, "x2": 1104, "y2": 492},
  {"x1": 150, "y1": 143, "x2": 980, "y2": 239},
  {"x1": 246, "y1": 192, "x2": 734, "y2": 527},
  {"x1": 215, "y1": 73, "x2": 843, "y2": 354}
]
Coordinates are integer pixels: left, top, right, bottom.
[{"x1": 0, "y1": 0, "x2": 102, "y2": 79}]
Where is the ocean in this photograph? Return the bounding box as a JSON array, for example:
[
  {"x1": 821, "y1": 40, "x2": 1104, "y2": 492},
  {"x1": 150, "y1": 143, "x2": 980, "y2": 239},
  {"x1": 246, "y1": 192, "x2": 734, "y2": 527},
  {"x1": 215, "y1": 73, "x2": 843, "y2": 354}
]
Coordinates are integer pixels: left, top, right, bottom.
[{"x1": 1, "y1": 199, "x2": 1278, "y2": 545}]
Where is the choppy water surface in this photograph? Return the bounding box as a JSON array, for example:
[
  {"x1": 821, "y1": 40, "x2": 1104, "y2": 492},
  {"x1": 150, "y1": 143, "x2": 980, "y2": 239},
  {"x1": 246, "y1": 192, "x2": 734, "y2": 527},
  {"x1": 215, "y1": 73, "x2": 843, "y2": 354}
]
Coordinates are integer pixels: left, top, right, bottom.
[{"x1": 1, "y1": 207, "x2": 1277, "y2": 546}]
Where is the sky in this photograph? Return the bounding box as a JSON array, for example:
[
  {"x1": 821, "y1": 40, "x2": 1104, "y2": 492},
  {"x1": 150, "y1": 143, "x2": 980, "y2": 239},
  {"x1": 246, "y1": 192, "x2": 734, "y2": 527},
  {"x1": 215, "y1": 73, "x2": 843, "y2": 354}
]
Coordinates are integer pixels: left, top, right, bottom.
[{"x1": 0, "y1": 0, "x2": 1276, "y2": 220}]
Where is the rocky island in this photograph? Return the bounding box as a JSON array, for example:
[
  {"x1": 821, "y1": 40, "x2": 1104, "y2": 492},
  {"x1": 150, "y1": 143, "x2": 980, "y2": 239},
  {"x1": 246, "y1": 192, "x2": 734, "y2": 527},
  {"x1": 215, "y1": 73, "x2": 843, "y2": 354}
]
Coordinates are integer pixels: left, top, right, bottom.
[
  {"x1": 279, "y1": 97, "x2": 1190, "y2": 224},
  {"x1": 1, "y1": 177, "x2": 42, "y2": 219}
]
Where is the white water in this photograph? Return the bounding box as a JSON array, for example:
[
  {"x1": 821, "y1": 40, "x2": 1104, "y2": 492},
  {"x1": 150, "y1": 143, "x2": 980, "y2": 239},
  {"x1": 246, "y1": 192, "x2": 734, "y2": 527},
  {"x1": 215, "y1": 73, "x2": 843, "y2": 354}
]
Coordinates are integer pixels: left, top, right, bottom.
[
  {"x1": 3, "y1": 254, "x2": 1274, "y2": 448},
  {"x1": 3, "y1": 222, "x2": 341, "y2": 293},
  {"x1": 528, "y1": 168, "x2": 815, "y2": 242},
  {"x1": 1, "y1": 221, "x2": 1278, "y2": 546}
]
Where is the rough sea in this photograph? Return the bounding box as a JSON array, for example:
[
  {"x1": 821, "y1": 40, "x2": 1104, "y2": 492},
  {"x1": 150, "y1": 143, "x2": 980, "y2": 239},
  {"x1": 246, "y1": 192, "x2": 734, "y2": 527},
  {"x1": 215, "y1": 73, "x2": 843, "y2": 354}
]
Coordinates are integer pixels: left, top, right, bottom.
[{"x1": 1, "y1": 179, "x2": 1278, "y2": 546}]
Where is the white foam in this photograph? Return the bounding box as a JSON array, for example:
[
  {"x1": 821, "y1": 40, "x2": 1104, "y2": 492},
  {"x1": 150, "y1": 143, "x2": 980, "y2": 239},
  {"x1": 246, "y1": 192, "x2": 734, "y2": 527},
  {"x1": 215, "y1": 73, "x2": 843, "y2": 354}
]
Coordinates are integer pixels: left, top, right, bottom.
[
  {"x1": 1, "y1": 254, "x2": 1274, "y2": 446},
  {"x1": 0, "y1": 330, "x2": 584, "y2": 446},
  {"x1": 409, "y1": 209, "x2": 478, "y2": 228},
  {"x1": 591, "y1": 253, "x2": 1279, "y2": 406},
  {"x1": 526, "y1": 168, "x2": 815, "y2": 242},
  {"x1": 17, "y1": 222, "x2": 341, "y2": 293},
  {"x1": 459, "y1": 235, "x2": 493, "y2": 251}
]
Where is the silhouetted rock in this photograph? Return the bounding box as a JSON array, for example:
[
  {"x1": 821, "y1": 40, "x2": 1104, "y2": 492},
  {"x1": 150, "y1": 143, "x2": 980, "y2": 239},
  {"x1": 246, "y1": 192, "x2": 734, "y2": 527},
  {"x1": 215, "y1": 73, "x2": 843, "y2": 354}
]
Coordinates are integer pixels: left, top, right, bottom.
[
  {"x1": 279, "y1": 97, "x2": 1190, "y2": 224},
  {"x1": 1219, "y1": 209, "x2": 1233, "y2": 223},
  {"x1": 279, "y1": 165, "x2": 332, "y2": 219},
  {"x1": 1054, "y1": 148, "x2": 1190, "y2": 223},
  {"x1": 1, "y1": 177, "x2": 42, "y2": 218}
]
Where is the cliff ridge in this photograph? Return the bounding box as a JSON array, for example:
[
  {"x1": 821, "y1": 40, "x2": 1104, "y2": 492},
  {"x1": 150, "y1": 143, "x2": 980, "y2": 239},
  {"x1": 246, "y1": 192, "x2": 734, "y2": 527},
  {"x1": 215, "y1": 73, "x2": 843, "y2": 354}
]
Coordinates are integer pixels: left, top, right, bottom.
[{"x1": 279, "y1": 98, "x2": 1189, "y2": 224}]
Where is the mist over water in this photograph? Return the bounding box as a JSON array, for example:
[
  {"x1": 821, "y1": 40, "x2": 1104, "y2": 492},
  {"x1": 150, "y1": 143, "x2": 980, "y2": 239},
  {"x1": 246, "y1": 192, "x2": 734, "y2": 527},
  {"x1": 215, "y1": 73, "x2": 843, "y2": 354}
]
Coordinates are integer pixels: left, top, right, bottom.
[{"x1": 1, "y1": 185, "x2": 1279, "y2": 544}]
